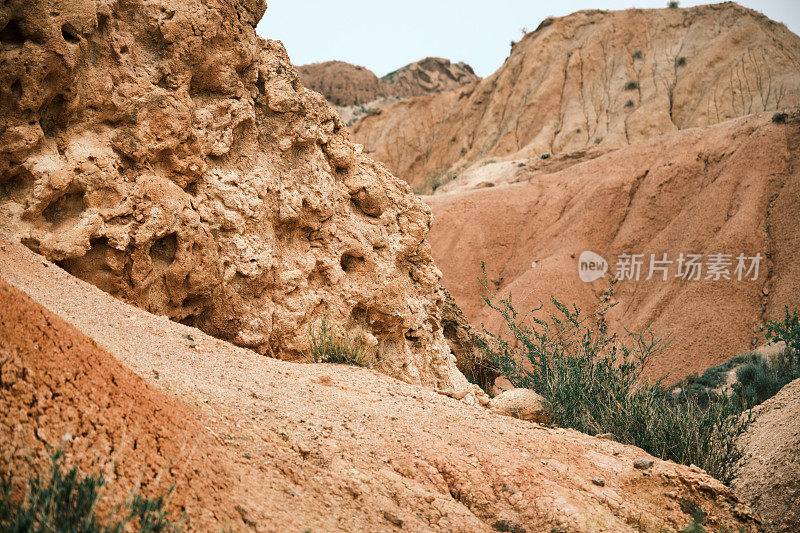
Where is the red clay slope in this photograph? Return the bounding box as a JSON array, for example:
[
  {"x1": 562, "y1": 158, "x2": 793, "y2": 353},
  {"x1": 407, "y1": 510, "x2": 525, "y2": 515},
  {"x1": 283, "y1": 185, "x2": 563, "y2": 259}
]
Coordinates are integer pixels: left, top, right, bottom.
[
  {"x1": 0, "y1": 277, "x2": 241, "y2": 528},
  {"x1": 425, "y1": 111, "x2": 800, "y2": 381}
]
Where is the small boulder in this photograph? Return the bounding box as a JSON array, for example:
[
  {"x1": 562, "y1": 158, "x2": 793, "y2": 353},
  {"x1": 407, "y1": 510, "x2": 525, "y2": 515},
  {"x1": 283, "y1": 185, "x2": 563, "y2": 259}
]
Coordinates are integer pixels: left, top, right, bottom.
[
  {"x1": 489, "y1": 388, "x2": 552, "y2": 424},
  {"x1": 633, "y1": 458, "x2": 654, "y2": 470}
]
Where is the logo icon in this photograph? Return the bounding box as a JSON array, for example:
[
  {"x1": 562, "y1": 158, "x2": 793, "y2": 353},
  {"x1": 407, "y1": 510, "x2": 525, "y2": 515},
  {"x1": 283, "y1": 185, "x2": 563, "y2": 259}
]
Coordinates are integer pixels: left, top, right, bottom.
[{"x1": 578, "y1": 251, "x2": 608, "y2": 282}]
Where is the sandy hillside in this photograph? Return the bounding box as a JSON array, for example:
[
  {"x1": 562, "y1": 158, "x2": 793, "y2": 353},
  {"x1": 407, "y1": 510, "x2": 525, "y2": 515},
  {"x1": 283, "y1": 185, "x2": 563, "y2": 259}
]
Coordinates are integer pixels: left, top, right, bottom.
[
  {"x1": 0, "y1": 234, "x2": 759, "y2": 531},
  {"x1": 353, "y1": 3, "x2": 800, "y2": 189},
  {"x1": 734, "y1": 376, "x2": 800, "y2": 532},
  {"x1": 424, "y1": 111, "x2": 800, "y2": 381}
]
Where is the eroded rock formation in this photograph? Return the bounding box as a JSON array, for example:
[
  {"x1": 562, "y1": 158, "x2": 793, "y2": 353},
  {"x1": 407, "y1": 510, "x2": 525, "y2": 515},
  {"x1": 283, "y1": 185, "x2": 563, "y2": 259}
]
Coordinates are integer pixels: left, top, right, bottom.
[
  {"x1": 298, "y1": 57, "x2": 479, "y2": 108},
  {"x1": 0, "y1": 0, "x2": 465, "y2": 387},
  {"x1": 353, "y1": 3, "x2": 800, "y2": 188},
  {"x1": 380, "y1": 57, "x2": 478, "y2": 98},
  {"x1": 297, "y1": 60, "x2": 387, "y2": 106}
]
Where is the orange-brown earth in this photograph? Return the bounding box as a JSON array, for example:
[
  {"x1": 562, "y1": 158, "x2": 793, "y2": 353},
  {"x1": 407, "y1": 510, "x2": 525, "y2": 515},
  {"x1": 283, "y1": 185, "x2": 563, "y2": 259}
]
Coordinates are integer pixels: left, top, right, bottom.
[
  {"x1": 0, "y1": 231, "x2": 760, "y2": 532},
  {"x1": 0, "y1": 1, "x2": 791, "y2": 530},
  {"x1": 425, "y1": 110, "x2": 800, "y2": 381},
  {"x1": 353, "y1": 3, "x2": 800, "y2": 190}
]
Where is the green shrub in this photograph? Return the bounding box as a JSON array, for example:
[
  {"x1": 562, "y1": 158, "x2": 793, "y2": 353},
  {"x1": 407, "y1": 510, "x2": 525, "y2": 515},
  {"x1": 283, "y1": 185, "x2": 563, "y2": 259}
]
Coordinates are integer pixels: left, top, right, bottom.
[
  {"x1": 676, "y1": 352, "x2": 759, "y2": 407},
  {"x1": 308, "y1": 315, "x2": 379, "y2": 367},
  {"x1": 0, "y1": 451, "x2": 179, "y2": 532},
  {"x1": 478, "y1": 270, "x2": 751, "y2": 483},
  {"x1": 732, "y1": 353, "x2": 800, "y2": 410},
  {"x1": 682, "y1": 508, "x2": 706, "y2": 532},
  {"x1": 772, "y1": 112, "x2": 788, "y2": 124},
  {"x1": 624, "y1": 80, "x2": 639, "y2": 91},
  {"x1": 764, "y1": 306, "x2": 800, "y2": 359},
  {"x1": 668, "y1": 1, "x2": 679, "y2": 8}
]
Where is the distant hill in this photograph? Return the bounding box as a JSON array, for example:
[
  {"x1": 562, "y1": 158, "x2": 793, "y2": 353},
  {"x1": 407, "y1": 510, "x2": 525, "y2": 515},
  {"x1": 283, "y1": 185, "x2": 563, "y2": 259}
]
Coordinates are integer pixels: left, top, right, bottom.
[
  {"x1": 297, "y1": 57, "x2": 479, "y2": 107},
  {"x1": 352, "y1": 3, "x2": 800, "y2": 189}
]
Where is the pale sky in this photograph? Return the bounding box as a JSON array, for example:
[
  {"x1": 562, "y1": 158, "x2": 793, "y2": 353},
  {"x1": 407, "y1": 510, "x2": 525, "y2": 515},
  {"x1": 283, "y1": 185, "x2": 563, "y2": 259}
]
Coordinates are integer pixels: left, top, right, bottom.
[{"x1": 257, "y1": 1, "x2": 800, "y2": 78}]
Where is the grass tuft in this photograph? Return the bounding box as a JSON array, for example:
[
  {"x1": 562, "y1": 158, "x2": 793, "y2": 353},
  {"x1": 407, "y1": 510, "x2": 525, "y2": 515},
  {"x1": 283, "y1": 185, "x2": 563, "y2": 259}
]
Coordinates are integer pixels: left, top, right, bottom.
[{"x1": 308, "y1": 315, "x2": 380, "y2": 367}]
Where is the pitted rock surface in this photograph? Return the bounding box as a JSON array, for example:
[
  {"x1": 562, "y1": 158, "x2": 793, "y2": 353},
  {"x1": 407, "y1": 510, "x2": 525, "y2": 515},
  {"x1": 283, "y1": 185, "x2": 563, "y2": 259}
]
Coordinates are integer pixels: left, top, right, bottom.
[{"x1": 0, "y1": 0, "x2": 465, "y2": 387}]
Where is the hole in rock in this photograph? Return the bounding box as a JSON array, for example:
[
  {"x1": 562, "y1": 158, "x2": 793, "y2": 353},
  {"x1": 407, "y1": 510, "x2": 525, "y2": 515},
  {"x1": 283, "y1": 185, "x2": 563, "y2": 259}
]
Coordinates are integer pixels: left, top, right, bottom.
[
  {"x1": 20, "y1": 237, "x2": 40, "y2": 254},
  {"x1": 10, "y1": 80, "x2": 21, "y2": 102},
  {"x1": 61, "y1": 23, "x2": 80, "y2": 44},
  {"x1": 0, "y1": 20, "x2": 25, "y2": 46},
  {"x1": 340, "y1": 253, "x2": 365, "y2": 273},
  {"x1": 57, "y1": 237, "x2": 122, "y2": 295},
  {"x1": 42, "y1": 190, "x2": 85, "y2": 226},
  {"x1": 0, "y1": 169, "x2": 35, "y2": 203},
  {"x1": 150, "y1": 232, "x2": 178, "y2": 268},
  {"x1": 350, "y1": 305, "x2": 368, "y2": 325},
  {"x1": 404, "y1": 330, "x2": 421, "y2": 343},
  {"x1": 40, "y1": 95, "x2": 65, "y2": 136}
]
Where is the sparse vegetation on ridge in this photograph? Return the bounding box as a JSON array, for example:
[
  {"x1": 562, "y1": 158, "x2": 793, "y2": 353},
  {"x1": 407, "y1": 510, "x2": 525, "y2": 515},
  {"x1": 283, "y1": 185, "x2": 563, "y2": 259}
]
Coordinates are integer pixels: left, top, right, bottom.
[
  {"x1": 772, "y1": 112, "x2": 788, "y2": 124},
  {"x1": 675, "y1": 306, "x2": 800, "y2": 410},
  {"x1": 413, "y1": 170, "x2": 458, "y2": 195},
  {"x1": 0, "y1": 451, "x2": 179, "y2": 533},
  {"x1": 478, "y1": 268, "x2": 752, "y2": 483}
]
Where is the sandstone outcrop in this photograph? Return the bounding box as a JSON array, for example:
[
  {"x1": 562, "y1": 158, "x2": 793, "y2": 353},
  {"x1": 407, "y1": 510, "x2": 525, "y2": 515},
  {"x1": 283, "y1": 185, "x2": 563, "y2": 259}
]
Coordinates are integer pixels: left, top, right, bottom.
[
  {"x1": 0, "y1": 234, "x2": 760, "y2": 532},
  {"x1": 734, "y1": 376, "x2": 800, "y2": 532},
  {"x1": 353, "y1": 3, "x2": 800, "y2": 189},
  {"x1": 0, "y1": 0, "x2": 465, "y2": 387},
  {"x1": 440, "y1": 287, "x2": 499, "y2": 392},
  {"x1": 380, "y1": 57, "x2": 479, "y2": 98},
  {"x1": 297, "y1": 60, "x2": 387, "y2": 106},
  {"x1": 425, "y1": 111, "x2": 800, "y2": 381},
  {"x1": 298, "y1": 57, "x2": 479, "y2": 108}
]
